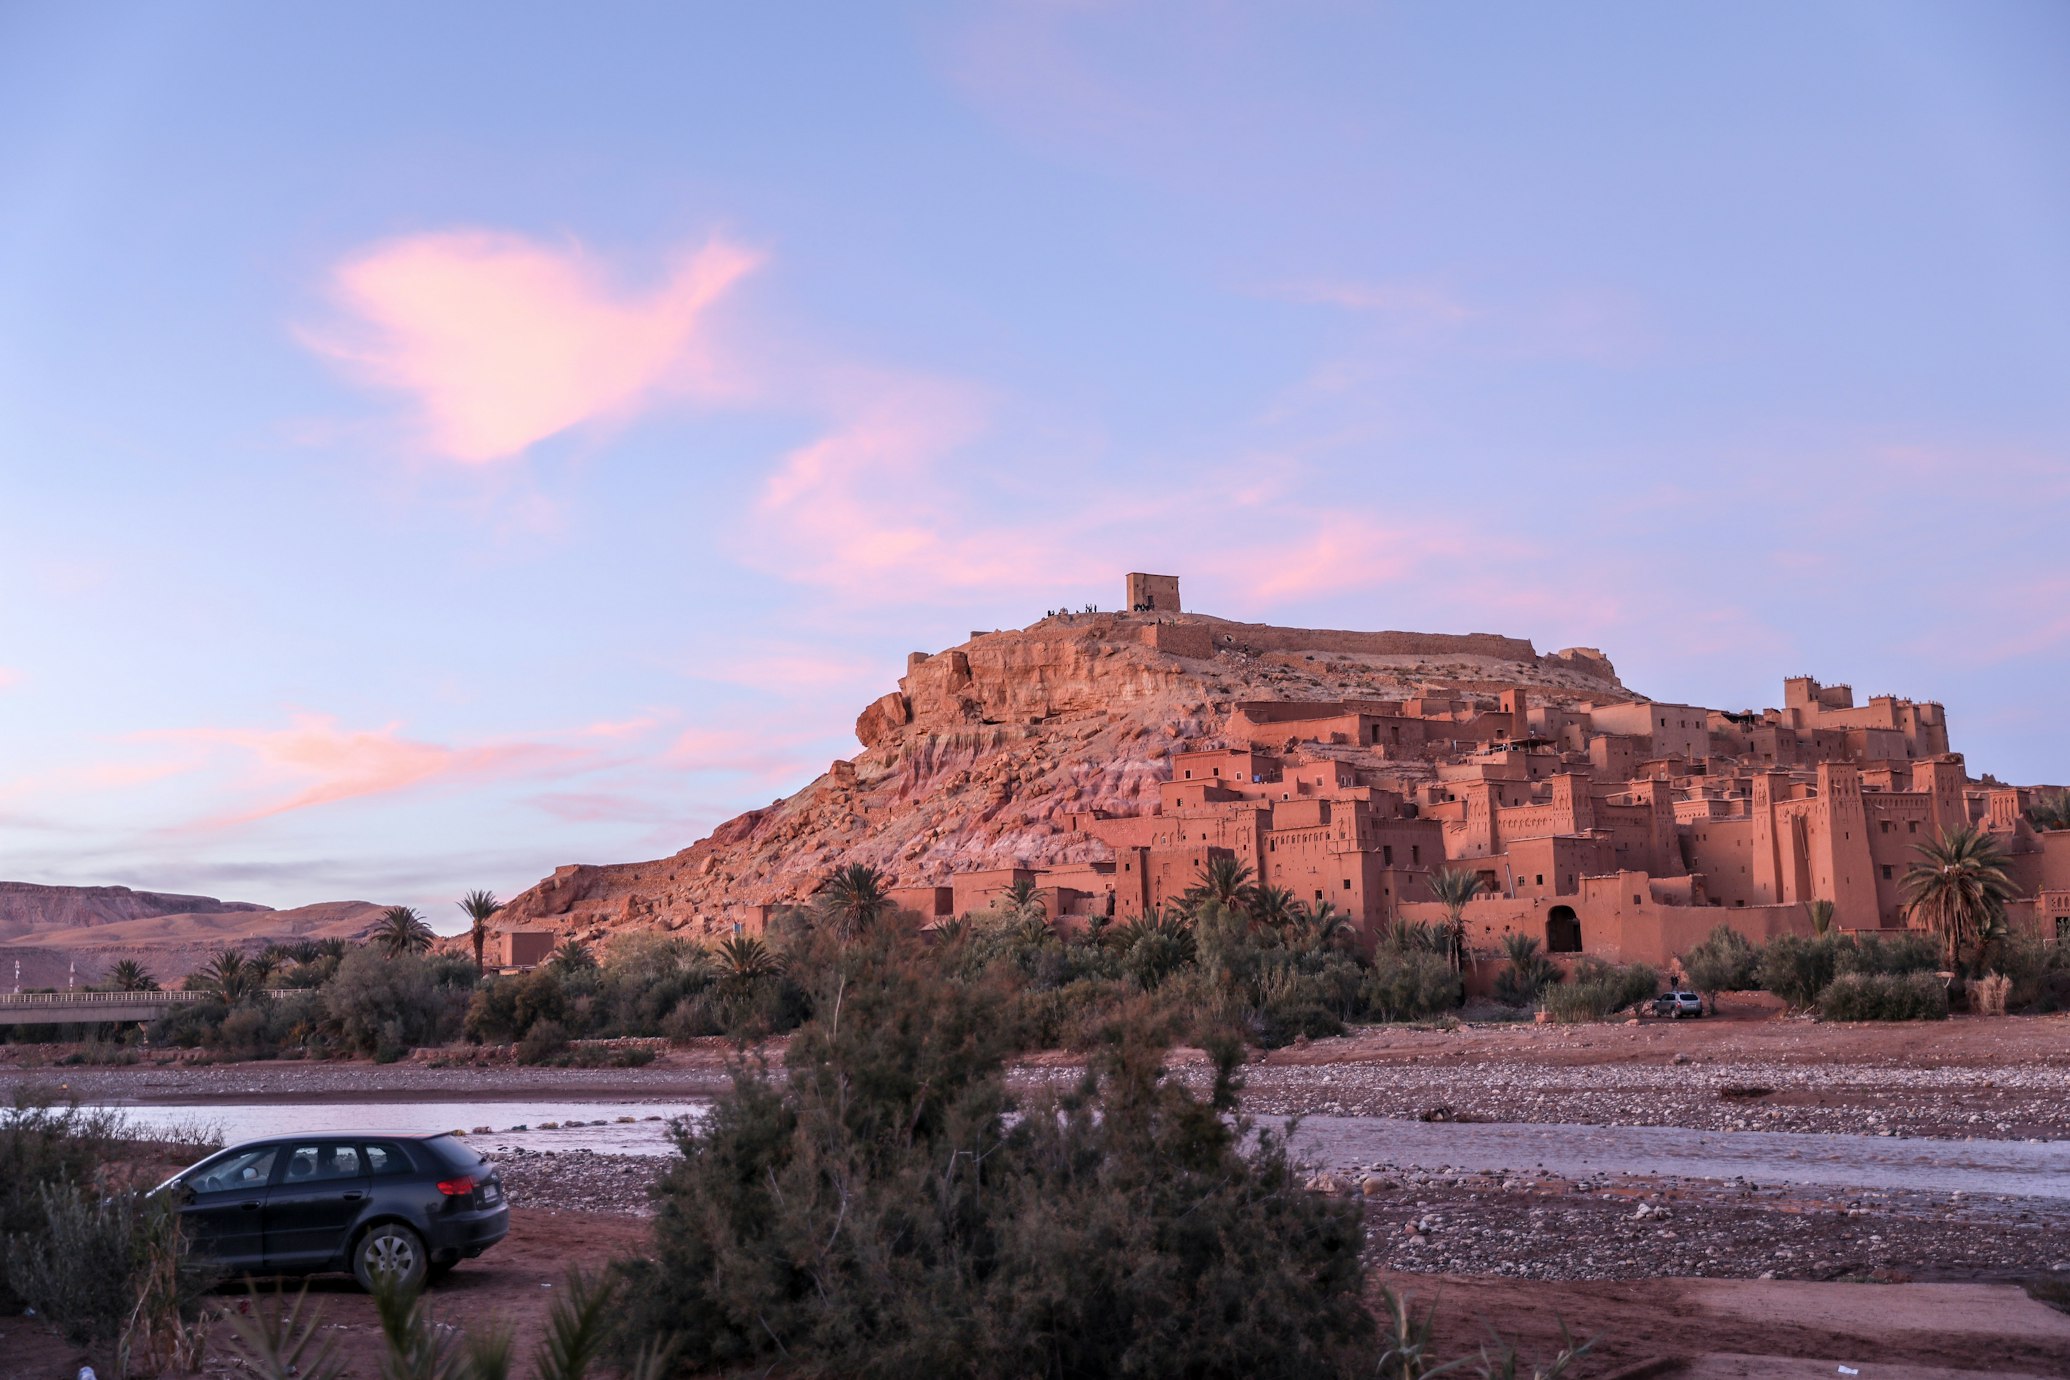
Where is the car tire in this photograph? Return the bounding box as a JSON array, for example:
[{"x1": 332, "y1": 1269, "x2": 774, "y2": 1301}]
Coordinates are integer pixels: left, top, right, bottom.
[{"x1": 353, "y1": 1223, "x2": 428, "y2": 1293}]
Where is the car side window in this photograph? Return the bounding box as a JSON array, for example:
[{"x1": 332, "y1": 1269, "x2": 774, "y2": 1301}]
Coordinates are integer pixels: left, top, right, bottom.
[
  {"x1": 282, "y1": 1143, "x2": 365, "y2": 1182},
  {"x1": 190, "y1": 1146, "x2": 278, "y2": 1194},
  {"x1": 362, "y1": 1143, "x2": 412, "y2": 1175}
]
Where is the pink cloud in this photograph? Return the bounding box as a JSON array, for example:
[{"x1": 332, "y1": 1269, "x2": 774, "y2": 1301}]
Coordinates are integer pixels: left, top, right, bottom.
[
  {"x1": 306, "y1": 231, "x2": 763, "y2": 462},
  {"x1": 666, "y1": 725, "x2": 828, "y2": 784},
  {"x1": 1212, "y1": 515, "x2": 1478, "y2": 607},
  {"x1": 139, "y1": 714, "x2": 595, "y2": 828},
  {"x1": 748, "y1": 377, "x2": 1081, "y2": 593},
  {"x1": 0, "y1": 667, "x2": 20, "y2": 690}
]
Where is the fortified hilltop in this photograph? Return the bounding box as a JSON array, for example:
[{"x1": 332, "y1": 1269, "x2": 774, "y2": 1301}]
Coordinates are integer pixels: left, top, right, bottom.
[{"x1": 491, "y1": 574, "x2": 2070, "y2": 963}]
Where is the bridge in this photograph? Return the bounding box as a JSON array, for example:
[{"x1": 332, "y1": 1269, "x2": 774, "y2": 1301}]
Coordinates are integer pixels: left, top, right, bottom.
[{"x1": 0, "y1": 990, "x2": 278, "y2": 1026}]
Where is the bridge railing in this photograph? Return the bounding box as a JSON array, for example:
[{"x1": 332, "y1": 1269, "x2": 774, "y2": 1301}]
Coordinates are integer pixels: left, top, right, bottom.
[{"x1": 0, "y1": 990, "x2": 290, "y2": 1008}]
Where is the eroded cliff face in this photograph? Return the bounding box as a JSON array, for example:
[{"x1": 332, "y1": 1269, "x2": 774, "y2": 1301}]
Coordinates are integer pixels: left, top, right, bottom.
[{"x1": 493, "y1": 612, "x2": 1629, "y2": 941}]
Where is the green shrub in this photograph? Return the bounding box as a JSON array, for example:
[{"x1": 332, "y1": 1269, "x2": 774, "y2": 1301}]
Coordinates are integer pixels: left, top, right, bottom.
[
  {"x1": 1757, "y1": 934, "x2": 1840, "y2": 1008},
  {"x1": 1996, "y1": 935, "x2": 2070, "y2": 1012},
  {"x1": 1493, "y1": 933, "x2": 1557, "y2": 1007},
  {"x1": 1680, "y1": 924, "x2": 1758, "y2": 1012},
  {"x1": 323, "y1": 949, "x2": 467, "y2": 1057},
  {"x1": 0, "y1": 1094, "x2": 126, "y2": 1277},
  {"x1": 1247, "y1": 965, "x2": 1346, "y2": 1047},
  {"x1": 1360, "y1": 949, "x2": 1461, "y2": 1022},
  {"x1": 3, "y1": 1184, "x2": 217, "y2": 1360},
  {"x1": 1838, "y1": 932, "x2": 1941, "y2": 977},
  {"x1": 517, "y1": 1019, "x2": 569, "y2": 1064},
  {"x1": 615, "y1": 929, "x2": 1373, "y2": 1378},
  {"x1": 1818, "y1": 971, "x2": 1948, "y2": 1021},
  {"x1": 1542, "y1": 960, "x2": 1659, "y2": 1022}
]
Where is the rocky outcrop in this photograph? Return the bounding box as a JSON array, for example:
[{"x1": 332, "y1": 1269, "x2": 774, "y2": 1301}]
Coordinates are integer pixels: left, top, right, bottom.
[{"x1": 491, "y1": 610, "x2": 1630, "y2": 944}]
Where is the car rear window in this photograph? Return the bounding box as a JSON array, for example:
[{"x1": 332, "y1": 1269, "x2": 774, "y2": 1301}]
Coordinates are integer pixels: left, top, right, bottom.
[{"x1": 422, "y1": 1134, "x2": 486, "y2": 1171}]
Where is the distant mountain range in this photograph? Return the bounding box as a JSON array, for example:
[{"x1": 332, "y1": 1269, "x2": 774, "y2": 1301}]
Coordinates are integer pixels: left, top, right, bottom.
[{"x1": 0, "y1": 882, "x2": 383, "y2": 989}]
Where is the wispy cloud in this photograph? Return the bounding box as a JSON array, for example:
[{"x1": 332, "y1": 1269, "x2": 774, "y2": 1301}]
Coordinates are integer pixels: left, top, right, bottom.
[
  {"x1": 135, "y1": 714, "x2": 601, "y2": 829},
  {"x1": 746, "y1": 375, "x2": 1081, "y2": 594},
  {"x1": 305, "y1": 231, "x2": 763, "y2": 462}
]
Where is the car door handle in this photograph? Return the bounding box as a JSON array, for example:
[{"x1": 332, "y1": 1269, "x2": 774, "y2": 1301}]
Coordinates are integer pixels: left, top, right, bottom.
[
  {"x1": 342, "y1": 1191, "x2": 364, "y2": 1202},
  {"x1": 241, "y1": 1200, "x2": 261, "y2": 1210}
]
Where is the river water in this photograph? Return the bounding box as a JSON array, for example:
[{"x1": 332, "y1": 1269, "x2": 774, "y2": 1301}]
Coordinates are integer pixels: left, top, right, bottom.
[{"x1": 103, "y1": 1100, "x2": 2070, "y2": 1201}]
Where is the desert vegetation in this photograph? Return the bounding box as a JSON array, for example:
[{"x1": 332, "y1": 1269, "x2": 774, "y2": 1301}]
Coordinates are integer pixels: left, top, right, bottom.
[{"x1": 10, "y1": 850, "x2": 2065, "y2": 1067}]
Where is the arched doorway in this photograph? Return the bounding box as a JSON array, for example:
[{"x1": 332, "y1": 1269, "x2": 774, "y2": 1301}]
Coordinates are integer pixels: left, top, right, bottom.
[{"x1": 1546, "y1": 905, "x2": 1582, "y2": 954}]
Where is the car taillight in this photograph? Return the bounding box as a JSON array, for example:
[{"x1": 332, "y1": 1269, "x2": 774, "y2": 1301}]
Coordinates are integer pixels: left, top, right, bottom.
[{"x1": 436, "y1": 1176, "x2": 476, "y2": 1197}]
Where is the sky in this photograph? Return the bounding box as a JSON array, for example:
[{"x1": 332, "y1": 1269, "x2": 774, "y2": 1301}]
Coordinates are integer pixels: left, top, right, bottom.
[{"x1": 2, "y1": 2, "x2": 2066, "y2": 929}]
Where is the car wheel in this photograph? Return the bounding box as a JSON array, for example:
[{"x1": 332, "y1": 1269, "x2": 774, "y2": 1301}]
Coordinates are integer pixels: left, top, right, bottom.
[{"x1": 353, "y1": 1223, "x2": 428, "y2": 1293}]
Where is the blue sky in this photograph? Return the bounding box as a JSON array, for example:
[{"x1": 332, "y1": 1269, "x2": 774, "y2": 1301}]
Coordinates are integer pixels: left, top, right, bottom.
[{"x1": 2, "y1": 2, "x2": 2066, "y2": 925}]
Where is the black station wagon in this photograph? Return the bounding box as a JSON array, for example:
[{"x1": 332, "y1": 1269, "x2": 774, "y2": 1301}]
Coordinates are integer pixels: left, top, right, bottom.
[{"x1": 155, "y1": 1131, "x2": 508, "y2": 1290}]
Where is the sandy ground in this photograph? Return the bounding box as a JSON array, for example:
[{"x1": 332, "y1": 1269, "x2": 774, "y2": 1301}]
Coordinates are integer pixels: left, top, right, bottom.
[{"x1": 9, "y1": 1211, "x2": 2064, "y2": 1379}]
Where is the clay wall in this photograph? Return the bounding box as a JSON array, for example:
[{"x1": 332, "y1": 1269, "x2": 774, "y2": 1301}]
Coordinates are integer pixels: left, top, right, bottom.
[
  {"x1": 1684, "y1": 817, "x2": 1760, "y2": 908},
  {"x1": 1139, "y1": 621, "x2": 1215, "y2": 659},
  {"x1": 1194, "y1": 619, "x2": 1538, "y2": 664},
  {"x1": 950, "y1": 867, "x2": 1038, "y2": 918},
  {"x1": 1397, "y1": 875, "x2": 1812, "y2": 969},
  {"x1": 1171, "y1": 747, "x2": 1280, "y2": 784},
  {"x1": 1588, "y1": 700, "x2": 1709, "y2": 762},
  {"x1": 888, "y1": 886, "x2": 955, "y2": 923},
  {"x1": 491, "y1": 930, "x2": 557, "y2": 969}
]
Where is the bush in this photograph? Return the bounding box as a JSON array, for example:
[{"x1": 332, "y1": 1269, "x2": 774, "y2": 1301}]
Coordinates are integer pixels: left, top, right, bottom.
[
  {"x1": 1543, "y1": 960, "x2": 1659, "y2": 1023},
  {"x1": 1360, "y1": 949, "x2": 1462, "y2": 1022},
  {"x1": 1996, "y1": 935, "x2": 2070, "y2": 1012},
  {"x1": 1818, "y1": 972, "x2": 1948, "y2": 1021},
  {"x1": 1247, "y1": 965, "x2": 1346, "y2": 1047},
  {"x1": 516, "y1": 1019, "x2": 569, "y2": 1064},
  {"x1": 1757, "y1": 934, "x2": 1840, "y2": 1008},
  {"x1": 0, "y1": 1094, "x2": 125, "y2": 1272},
  {"x1": 3, "y1": 1184, "x2": 216, "y2": 1359},
  {"x1": 324, "y1": 949, "x2": 467, "y2": 1058},
  {"x1": 615, "y1": 929, "x2": 1374, "y2": 1378},
  {"x1": 1838, "y1": 932, "x2": 1941, "y2": 978},
  {"x1": 1680, "y1": 924, "x2": 1758, "y2": 1012},
  {"x1": 1493, "y1": 933, "x2": 1556, "y2": 1007}
]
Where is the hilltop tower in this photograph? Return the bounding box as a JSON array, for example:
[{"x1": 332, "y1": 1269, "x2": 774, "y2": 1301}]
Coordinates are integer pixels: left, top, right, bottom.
[{"x1": 1126, "y1": 572, "x2": 1181, "y2": 613}]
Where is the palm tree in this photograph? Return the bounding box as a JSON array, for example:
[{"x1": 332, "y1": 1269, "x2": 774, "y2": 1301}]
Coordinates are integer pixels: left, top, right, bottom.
[
  {"x1": 1003, "y1": 877, "x2": 1042, "y2": 914},
  {"x1": 1427, "y1": 868, "x2": 1490, "y2": 973},
  {"x1": 715, "y1": 935, "x2": 779, "y2": 985},
  {"x1": 1807, "y1": 899, "x2": 1836, "y2": 938},
  {"x1": 374, "y1": 905, "x2": 434, "y2": 958},
  {"x1": 816, "y1": 863, "x2": 893, "y2": 938},
  {"x1": 457, "y1": 889, "x2": 503, "y2": 973},
  {"x1": 1902, "y1": 824, "x2": 2017, "y2": 972},
  {"x1": 1185, "y1": 856, "x2": 1258, "y2": 916},
  {"x1": 243, "y1": 951, "x2": 280, "y2": 986},
  {"x1": 1251, "y1": 885, "x2": 1301, "y2": 931},
  {"x1": 189, "y1": 949, "x2": 259, "y2": 1003},
  {"x1": 1297, "y1": 900, "x2": 1357, "y2": 954},
  {"x1": 105, "y1": 958, "x2": 158, "y2": 992},
  {"x1": 2026, "y1": 789, "x2": 2070, "y2": 832},
  {"x1": 551, "y1": 937, "x2": 596, "y2": 971}
]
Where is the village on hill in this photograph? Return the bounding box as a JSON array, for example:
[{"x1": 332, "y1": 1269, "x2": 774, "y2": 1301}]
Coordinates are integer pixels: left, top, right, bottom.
[{"x1": 491, "y1": 573, "x2": 2069, "y2": 984}]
